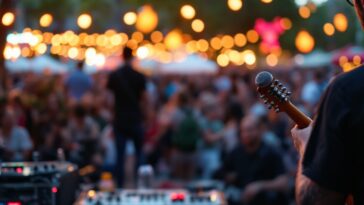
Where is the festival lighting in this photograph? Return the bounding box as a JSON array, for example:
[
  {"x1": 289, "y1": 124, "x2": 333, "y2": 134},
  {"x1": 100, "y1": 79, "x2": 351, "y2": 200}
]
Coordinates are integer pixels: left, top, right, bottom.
[
  {"x1": 280, "y1": 18, "x2": 292, "y2": 30},
  {"x1": 333, "y1": 13, "x2": 348, "y2": 32},
  {"x1": 261, "y1": 0, "x2": 273, "y2": 3},
  {"x1": 39, "y1": 13, "x2": 53, "y2": 27},
  {"x1": 246, "y1": 30, "x2": 259, "y2": 43},
  {"x1": 191, "y1": 19, "x2": 205, "y2": 33},
  {"x1": 151, "y1": 31, "x2": 163, "y2": 43},
  {"x1": 136, "y1": 5, "x2": 158, "y2": 33},
  {"x1": 210, "y1": 37, "x2": 222, "y2": 50},
  {"x1": 136, "y1": 46, "x2": 150, "y2": 59},
  {"x1": 298, "y1": 6, "x2": 311, "y2": 19},
  {"x1": 217, "y1": 53, "x2": 229, "y2": 67},
  {"x1": 234, "y1": 33, "x2": 247, "y2": 47},
  {"x1": 266, "y1": 53, "x2": 278, "y2": 66},
  {"x1": 295, "y1": 30, "x2": 315, "y2": 53},
  {"x1": 227, "y1": 0, "x2": 243, "y2": 11},
  {"x1": 323, "y1": 23, "x2": 335, "y2": 36},
  {"x1": 197, "y1": 39, "x2": 209, "y2": 52},
  {"x1": 254, "y1": 18, "x2": 285, "y2": 54},
  {"x1": 123, "y1": 12, "x2": 137, "y2": 25},
  {"x1": 180, "y1": 5, "x2": 196, "y2": 20},
  {"x1": 242, "y1": 50, "x2": 256, "y2": 65},
  {"x1": 221, "y1": 35, "x2": 234, "y2": 49},
  {"x1": 77, "y1": 14, "x2": 92, "y2": 29},
  {"x1": 164, "y1": 29, "x2": 183, "y2": 50},
  {"x1": 2, "y1": 12, "x2": 15, "y2": 26}
]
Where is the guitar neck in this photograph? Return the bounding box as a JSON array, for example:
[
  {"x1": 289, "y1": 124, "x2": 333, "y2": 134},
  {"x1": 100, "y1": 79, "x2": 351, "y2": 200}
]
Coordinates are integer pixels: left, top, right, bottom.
[{"x1": 284, "y1": 101, "x2": 312, "y2": 129}]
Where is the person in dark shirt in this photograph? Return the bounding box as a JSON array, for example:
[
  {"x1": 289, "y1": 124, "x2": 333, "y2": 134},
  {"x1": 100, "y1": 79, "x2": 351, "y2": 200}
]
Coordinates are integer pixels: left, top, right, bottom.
[
  {"x1": 107, "y1": 47, "x2": 147, "y2": 187},
  {"x1": 223, "y1": 115, "x2": 289, "y2": 205},
  {"x1": 291, "y1": 1, "x2": 364, "y2": 204}
]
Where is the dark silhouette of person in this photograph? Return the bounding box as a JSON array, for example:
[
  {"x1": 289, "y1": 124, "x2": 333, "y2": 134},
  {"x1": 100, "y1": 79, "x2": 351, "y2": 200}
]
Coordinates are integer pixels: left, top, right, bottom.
[{"x1": 107, "y1": 47, "x2": 147, "y2": 187}]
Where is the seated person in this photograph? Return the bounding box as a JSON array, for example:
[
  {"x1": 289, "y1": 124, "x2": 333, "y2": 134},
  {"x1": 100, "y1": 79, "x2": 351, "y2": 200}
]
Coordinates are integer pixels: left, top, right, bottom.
[
  {"x1": 0, "y1": 109, "x2": 33, "y2": 161},
  {"x1": 221, "y1": 115, "x2": 289, "y2": 205}
]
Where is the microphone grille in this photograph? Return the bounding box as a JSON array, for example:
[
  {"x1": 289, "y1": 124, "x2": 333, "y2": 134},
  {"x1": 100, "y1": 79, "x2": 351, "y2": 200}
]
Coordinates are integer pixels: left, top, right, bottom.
[{"x1": 255, "y1": 71, "x2": 273, "y2": 87}]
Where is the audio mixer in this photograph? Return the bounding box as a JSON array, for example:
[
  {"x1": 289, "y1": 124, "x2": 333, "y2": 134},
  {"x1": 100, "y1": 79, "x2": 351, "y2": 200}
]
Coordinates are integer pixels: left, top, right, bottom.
[{"x1": 75, "y1": 189, "x2": 226, "y2": 205}]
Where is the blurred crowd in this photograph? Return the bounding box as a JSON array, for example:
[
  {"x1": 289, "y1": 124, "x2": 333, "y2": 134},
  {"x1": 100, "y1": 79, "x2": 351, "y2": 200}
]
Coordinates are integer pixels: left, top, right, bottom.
[{"x1": 0, "y1": 60, "x2": 337, "y2": 204}]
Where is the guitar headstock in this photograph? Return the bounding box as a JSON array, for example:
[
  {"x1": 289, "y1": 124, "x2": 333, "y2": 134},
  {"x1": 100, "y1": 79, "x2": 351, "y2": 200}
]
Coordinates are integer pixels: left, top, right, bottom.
[{"x1": 255, "y1": 71, "x2": 292, "y2": 113}]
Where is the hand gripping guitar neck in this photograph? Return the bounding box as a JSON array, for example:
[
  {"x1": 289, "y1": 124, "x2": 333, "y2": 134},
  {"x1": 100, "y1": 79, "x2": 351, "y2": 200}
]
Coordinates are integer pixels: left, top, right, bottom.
[
  {"x1": 255, "y1": 71, "x2": 312, "y2": 129},
  {"x1": 255, "y1": 71, "x2": 355, "y2": 205}
]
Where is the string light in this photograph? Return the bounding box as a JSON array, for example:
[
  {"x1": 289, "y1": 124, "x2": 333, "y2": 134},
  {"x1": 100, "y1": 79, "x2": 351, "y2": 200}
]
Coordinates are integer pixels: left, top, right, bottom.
[
  {"x1": 295, "y1": 30, "x2": 315, "y2": 53},
  {"x1": 77, "y1": 14, "x2": 92, "y2": 29},
  {"x1": 266, "y1": 53, "x2": 278, "y2": 66},
  {"x1": 323, "y1": 23, "x2": 335, "y2": 36},
  {"x1": 298, "y1": 6, "x2": 311, "y2": 19},
  {"x1": 333, "y1": 13, "x2": 348, "y2": 32},
  {"x1": 2, "y1": 12, "x2": 15, "y2": 26},
  {"x1": 246, "y1": 30, "x2": 259, "y2": 43},
  {"x1": 217, "y1": 54, "x2": 229, "y2": 67},
  {"x1": 227, "y1": 0, "x2": 243, "y2": 11},
  {"x1": 191, "y1": 19, "x2": 205, "y2": 33},
  {"x1": 136, "y1": 5, "x2": 158, "y2": 33},
  {"x1": 123, "y1": 12, "x2": 137, "y2": 25},
  {"x1": 180, "y1": 5, "x2": 196, "y2": 19},
  {"x1": 40, "y1": 13, "x2": 53, "y2": 27}
]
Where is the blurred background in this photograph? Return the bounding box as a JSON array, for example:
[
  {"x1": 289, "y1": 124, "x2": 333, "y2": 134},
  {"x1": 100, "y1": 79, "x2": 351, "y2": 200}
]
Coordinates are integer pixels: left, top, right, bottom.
[{"x1": 0, "y1": 0, "x2": 362, "y2": 204}]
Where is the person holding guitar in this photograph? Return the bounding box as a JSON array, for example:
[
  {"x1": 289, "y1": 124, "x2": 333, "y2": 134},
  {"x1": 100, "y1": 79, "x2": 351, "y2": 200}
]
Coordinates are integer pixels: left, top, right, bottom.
[
  {"x1": 256, "y1": 1, "x2": 364, "y2": 204},
  {"x1": 291, "y1": 1, "x2": 364, "y2": 204}
]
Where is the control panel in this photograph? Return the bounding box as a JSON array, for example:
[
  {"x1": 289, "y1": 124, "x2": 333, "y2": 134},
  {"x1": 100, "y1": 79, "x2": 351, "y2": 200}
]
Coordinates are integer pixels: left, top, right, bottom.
[
  {"x1": 75, "y1": 189, "x2": 226, "y2": 205},
  {"x1": 0, "y1": 161, "x2": 77, "y2": 177}
]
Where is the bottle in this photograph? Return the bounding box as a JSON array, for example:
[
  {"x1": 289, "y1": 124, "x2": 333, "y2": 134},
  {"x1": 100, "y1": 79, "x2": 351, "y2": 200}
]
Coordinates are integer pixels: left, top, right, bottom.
[
  {"x1": 99, "y1": 172, "x2": 115, "y2": 192},
  {"x1": 57, "y1": 148, "x2": 65, "y2": 161},
  {"x1": 137, "y1": 165, "x2": 154, "y2": 189}
]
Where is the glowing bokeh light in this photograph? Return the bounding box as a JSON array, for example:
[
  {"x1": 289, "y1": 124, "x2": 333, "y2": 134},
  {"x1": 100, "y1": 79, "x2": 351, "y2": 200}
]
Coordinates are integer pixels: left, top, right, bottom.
[
  {"x1": 2, "y1": 12, "x2": 15, "y2": 26},
  {"x1": 295, "y1": 30, "x2": 315, "y2": 53},
  {"x1": 123, "y1": 12, "x2": 137, "y2": 25},
  {"x1": 266, "y1": 53, "x2": 278, "y2": 66},
  {"x1": 227, "y1": 0, "x2": 243, "y2": 11},
  {"x1": 180, "y1": 5, "x2": 196, "y2": 19},
  {"x1": 77, "y1": 14, "x2": 92, "y2": 29},
  {"x1": 136, "y1": 5, "x2": 158, "y2": 33},
  {"x1": 191, "y1": 19, "x2": 205, "y2": 33},
  {"x1": 217, "y1": 54, "x2": 229, "y2": 67},
  {"x1": 246, "y1": 30, "x2": 259, "y2": 43},
  {"x1": 234, "y1": 33, "x2": 247, "y2": 47},
  {"x1": 323, "y1": 23, "x2": 335, "y2": 36},
  {"x1": 39, "y1": 13, "x2": 53, "y2": 27},
  {"x1": 299, "y1": 6, "x2": 311, "y2": 19},
  {"x1": 164, "y1": 29, "x2": 183, "y2": 50},
  {"x1": 333, "y1": 13, "x2": 348, "y2": 32}
]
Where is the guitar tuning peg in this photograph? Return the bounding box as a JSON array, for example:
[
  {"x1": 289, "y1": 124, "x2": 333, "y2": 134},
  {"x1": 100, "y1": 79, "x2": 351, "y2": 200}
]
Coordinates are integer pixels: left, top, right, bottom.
[
  {"x1": 278, "y1": 83, "x2": 283, "y2": 87},
  {"x1": 286, "y1": 91, "x2": 292, "y2": 96},
  {"x1": 284, "y1": 97, "x2": 288, "y2": 101},
  {"x1": 274, "y1": 80, "x2": 279, "y2": 84},
  {"x1": 270, "y1": 101, "x2": 275, "y2": 105},
  {"x1": 275, "y1": 108, "x2": 280, "y2": 113},
  {"x1": 267, "y1": 105, "x2": 272, "y2": 109},
  {"x1": 282, "y1": 87, "x2": 287, "y2": 91},
  {"x1": 259, "y1": 94, "x2": 265, "y2": 99},
  {"x1": 264, "y1": 100, "x2": 268, "y2": 104}
]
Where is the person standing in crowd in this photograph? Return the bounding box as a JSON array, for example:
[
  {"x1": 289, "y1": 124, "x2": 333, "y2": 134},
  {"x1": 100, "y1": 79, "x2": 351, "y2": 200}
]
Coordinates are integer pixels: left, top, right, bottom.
[
  {"x1": 107, "y1": 47, "x2": 147, "y2": 187},
  {"x1": 0, "y1": 109, "x2": 33, "y2": 161},
  {"x1": 65, "y1": 104, "x2": 100, "y2": 166},
  {"x1": 65, "y1": 61, "x2": 93, "y2": 101},
  {"x1": 222, "y1": 115, "x2": 289, "y2": 205}
]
